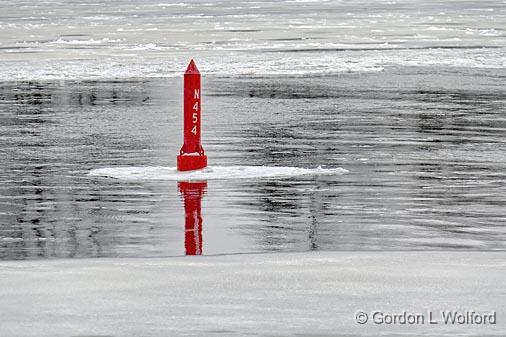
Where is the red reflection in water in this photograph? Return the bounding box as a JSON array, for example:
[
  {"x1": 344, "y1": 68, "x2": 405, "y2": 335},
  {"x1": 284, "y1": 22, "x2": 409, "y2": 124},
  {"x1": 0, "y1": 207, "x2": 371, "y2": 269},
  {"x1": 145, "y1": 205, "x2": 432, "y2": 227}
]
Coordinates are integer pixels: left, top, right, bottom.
[{"x1": 178, "y1": 181, "x2": 207, "y2": 255}]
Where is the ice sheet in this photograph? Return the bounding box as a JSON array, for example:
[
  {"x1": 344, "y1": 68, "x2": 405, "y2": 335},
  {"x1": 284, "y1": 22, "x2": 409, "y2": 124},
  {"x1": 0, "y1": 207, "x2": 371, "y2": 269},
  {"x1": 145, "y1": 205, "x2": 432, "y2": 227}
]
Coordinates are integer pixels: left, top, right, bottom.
[
  {"x1": 0, "y1": 252, "x2": 505, "y2": 337},
  {"x1": 88, "y1": 165, "x2": 349, "y2": 181},
  {"x1": 1, "y1": 0, "x2": 504, "y2": 81}
]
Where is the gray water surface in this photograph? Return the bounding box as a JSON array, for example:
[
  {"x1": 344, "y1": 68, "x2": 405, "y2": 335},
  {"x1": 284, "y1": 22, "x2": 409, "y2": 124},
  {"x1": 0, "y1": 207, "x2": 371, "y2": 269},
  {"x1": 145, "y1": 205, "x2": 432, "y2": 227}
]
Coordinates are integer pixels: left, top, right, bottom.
[{"x1": 1, "y1": 65, "x2": 505, "y2": 259}]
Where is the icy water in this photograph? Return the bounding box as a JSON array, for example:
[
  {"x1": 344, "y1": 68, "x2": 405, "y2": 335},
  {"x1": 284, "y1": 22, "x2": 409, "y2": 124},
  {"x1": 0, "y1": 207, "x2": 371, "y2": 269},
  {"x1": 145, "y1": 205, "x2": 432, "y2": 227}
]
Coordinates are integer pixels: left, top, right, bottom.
[{"x1": 1, "y1": 0, "x2": 505, "y2": 259}]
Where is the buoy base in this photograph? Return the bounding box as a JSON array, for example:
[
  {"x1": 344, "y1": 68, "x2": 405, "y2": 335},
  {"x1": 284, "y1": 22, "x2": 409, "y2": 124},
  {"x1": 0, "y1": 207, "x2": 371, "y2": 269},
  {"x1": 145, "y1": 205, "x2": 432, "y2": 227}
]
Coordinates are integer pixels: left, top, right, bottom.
[{"x1": 177, "y1": 154, "x2": 207, "y2": 171}]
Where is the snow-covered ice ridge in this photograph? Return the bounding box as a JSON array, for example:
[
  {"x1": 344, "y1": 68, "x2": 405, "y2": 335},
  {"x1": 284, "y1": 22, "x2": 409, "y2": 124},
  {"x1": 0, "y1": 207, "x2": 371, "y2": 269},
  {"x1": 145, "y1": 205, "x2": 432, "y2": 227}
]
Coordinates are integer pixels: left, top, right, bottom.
[{"x1": 88, "y1": 165, "x2": 348, "y2": 181}]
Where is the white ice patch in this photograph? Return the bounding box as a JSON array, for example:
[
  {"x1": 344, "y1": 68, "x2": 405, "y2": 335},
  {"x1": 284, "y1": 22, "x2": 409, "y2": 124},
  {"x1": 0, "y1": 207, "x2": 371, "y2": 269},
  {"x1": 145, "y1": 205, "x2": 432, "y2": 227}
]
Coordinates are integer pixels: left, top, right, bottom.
[
  {"x1": 88, "y1": 165, "x2": 348, "y2": 181},
  {"x1": 151, "y1": 2, "x2": 189, "y2": 7},
  {"x1": 48, "y1": 37, "x2": 123, "y2": 45}
]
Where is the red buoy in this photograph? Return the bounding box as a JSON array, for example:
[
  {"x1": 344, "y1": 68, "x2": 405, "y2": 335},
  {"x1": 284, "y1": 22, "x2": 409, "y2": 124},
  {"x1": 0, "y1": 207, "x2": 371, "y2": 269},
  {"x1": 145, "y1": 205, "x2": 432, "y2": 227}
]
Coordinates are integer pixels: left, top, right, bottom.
[{"x1": 177, "y1": 59, "x2": 208, "y2": 171}]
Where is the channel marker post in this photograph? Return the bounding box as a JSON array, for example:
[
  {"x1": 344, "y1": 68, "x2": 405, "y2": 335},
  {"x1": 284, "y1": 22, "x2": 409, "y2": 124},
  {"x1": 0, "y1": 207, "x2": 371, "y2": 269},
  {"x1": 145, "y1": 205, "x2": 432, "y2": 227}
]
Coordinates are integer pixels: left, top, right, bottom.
[{"x1": 177, "y1": 59, "x2": 207, "y2": 171}]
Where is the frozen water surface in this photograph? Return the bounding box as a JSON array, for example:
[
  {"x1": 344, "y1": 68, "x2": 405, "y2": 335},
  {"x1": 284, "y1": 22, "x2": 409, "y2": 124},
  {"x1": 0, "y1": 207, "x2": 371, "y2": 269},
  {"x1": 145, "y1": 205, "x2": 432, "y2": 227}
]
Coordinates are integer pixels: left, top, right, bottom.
[
  {"x1": 88, "y1": 165, "x2": 348, "y2": 180},
  {"x1": 0, "y1": 0, "x2": 505, "y2": 80},
  {"x1": 0, "y1": 252, "x2": 505, "y2": 336}
]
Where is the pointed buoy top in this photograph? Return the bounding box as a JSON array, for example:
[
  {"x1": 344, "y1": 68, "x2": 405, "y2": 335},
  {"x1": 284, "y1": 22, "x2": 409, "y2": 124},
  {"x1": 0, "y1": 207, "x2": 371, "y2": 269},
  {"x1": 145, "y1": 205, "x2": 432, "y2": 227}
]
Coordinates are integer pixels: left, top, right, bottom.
[{"x1": 185, "y1": 59, "x2": 200, "y2": 75}]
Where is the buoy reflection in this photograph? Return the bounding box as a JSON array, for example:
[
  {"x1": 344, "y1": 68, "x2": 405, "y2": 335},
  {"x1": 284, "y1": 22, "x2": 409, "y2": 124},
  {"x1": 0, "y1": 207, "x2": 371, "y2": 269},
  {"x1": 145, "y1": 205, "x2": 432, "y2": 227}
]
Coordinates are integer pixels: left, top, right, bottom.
[{"x1": 178, "y1": 181, "x2": 207, "y2": 255}]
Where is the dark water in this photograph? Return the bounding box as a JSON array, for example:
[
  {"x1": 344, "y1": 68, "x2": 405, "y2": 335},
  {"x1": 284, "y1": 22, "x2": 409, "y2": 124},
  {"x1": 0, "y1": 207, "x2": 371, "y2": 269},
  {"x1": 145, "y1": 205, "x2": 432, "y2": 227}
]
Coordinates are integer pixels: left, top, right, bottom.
[{"x1": 1, "y1": 66, "x2": 506, "y2": 260}]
